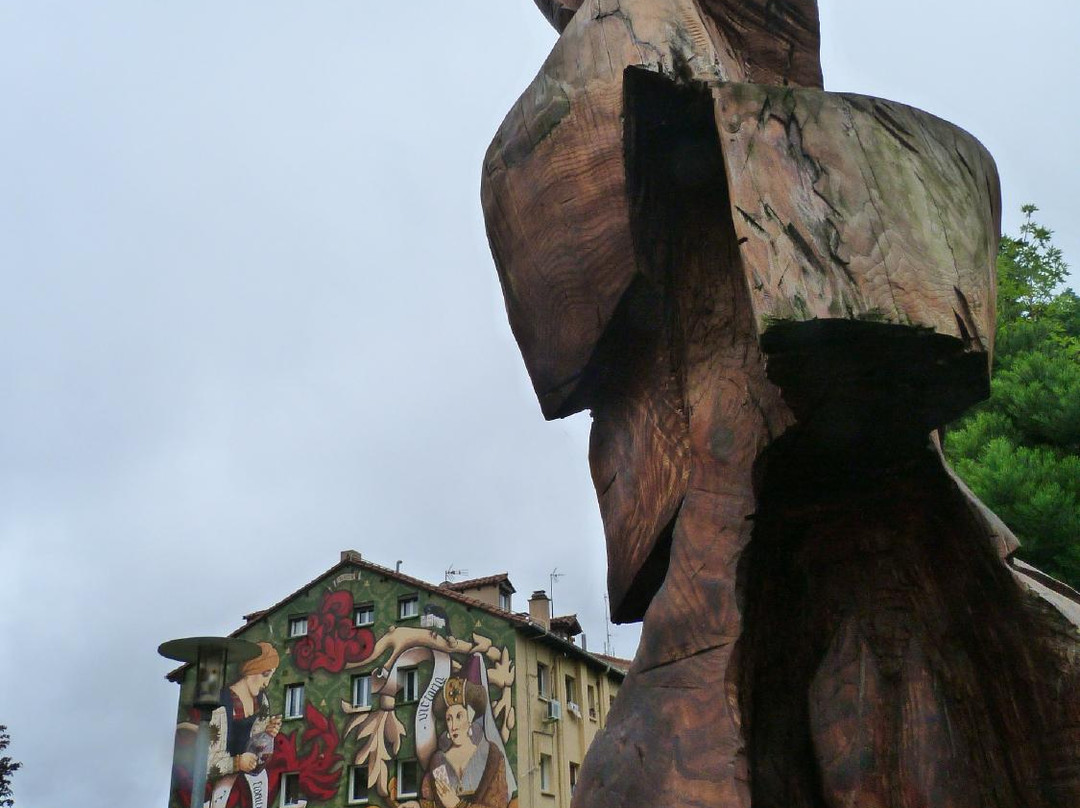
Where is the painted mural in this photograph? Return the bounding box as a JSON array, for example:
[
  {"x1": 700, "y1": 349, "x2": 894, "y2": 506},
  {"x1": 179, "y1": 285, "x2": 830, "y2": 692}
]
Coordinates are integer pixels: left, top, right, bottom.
[
  {"x1": 171, "y1": 638, "x2": 348, "y2": 808},
  {"x1": 170, "y1": 568, "x2": 517, "y2": 808},
  {"x1": 341, "y1": 626, "x2": 517, "y2": 807}
]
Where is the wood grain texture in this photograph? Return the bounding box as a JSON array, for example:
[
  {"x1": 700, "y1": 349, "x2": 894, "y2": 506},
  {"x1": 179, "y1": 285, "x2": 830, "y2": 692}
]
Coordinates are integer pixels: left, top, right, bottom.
[
  {"x1": 483, "y1": 0, "x2": 817, "y2": 612},
  {"x1": 714, "y1": 82, "x2": 1000, "y2": 356},
  {"x1": 484, "y1": 1, "x2": 1080, "y2": 806},
  {"x1": 585, "y1": 276, "x2": 690, "y2": 622},
  {"x1": 696, "y1": 0, "x2": 822, "y2": 87},
  {"x1": 484, "y1": 0, "x2": 738, "y2": 421}
]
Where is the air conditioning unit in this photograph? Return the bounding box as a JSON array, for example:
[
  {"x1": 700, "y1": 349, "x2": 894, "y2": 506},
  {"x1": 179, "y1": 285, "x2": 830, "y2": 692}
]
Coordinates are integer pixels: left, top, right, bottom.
[
  {"x1": 547, "y1": 699, "x2": 563, "y2": 721},
  {"x1": 567, "y1": 701, "x2": 582, "y2": 718}
]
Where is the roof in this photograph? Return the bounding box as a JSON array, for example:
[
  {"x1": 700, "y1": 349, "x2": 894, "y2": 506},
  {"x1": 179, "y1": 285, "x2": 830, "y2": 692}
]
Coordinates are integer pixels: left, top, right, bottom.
[
  {"x1": 167, "y1": 554, "x2": 622, "y2": 682},
  {"x1": 442, "y1": 573, "x2": 516, "y2": 594},
  {"x1": 591, "y1": 653, "x2": 633, "y2": 674},
  {"x1": 549, "y1": 614, "x2": 583, "y2": 637}
]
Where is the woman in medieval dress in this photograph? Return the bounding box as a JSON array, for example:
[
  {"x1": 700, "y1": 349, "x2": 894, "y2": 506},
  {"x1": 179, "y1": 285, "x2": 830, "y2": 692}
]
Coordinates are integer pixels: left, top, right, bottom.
[
  {"x1": 205, "y1": 642, "x2": 283, "y2": 806},
  {"x1": 419, "y1": 676, "x2": 509, "y2": 808}
]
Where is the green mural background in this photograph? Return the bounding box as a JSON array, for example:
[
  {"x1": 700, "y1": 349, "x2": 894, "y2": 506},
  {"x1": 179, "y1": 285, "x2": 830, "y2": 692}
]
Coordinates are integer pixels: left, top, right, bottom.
[{"x1": 169, "y1": 565, "x2": 518, "y2": 808}]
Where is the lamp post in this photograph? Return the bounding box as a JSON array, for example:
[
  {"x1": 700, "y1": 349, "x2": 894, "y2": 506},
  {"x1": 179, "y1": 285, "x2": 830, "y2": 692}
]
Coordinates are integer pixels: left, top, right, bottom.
[{"x1": 159, "y1": 636, "x2": 260, "y2": 808}]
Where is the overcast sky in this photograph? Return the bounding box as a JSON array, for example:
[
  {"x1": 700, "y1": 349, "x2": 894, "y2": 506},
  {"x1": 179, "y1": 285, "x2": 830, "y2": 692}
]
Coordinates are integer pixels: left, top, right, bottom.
[{"x1": 1, "y1": 2, "x2": 1076, "y2": 806}]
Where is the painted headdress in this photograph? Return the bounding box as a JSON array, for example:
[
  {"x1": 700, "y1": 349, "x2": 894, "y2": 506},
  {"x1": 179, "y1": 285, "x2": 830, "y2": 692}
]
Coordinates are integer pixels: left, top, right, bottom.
[
  {"x1": 240, "y1": 642, "x2": 280, "y2": 676},
  {"x1": 434, "y1": 655, "x2": 488, "y2": 718}
]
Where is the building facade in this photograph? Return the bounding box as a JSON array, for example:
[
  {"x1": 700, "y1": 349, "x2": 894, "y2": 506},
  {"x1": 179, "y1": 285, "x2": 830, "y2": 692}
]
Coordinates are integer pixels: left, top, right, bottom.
[{"x1": 166, "y1": 552, "x2": 626, "y2": 808}]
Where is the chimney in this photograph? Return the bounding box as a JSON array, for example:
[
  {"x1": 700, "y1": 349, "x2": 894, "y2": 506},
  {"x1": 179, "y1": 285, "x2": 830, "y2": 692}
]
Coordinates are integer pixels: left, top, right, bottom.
[
  {"x1": 340, "y1": 550, "x2": 362, "y2": 563},
  {"x1": 529, "y1": 590, "x2": 551, "y2": 630}
]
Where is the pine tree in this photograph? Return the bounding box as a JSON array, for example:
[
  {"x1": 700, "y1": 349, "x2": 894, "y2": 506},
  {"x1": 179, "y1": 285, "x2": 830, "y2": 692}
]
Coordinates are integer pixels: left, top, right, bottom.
[{"x1": 946, "y1": 206, "x2": 1080, "y2": 587}]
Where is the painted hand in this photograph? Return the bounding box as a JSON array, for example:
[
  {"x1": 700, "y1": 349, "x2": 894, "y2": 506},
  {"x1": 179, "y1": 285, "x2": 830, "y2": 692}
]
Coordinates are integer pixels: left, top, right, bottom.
[
  {"x1": 237, "y1": 753, "x2": 258, "y2": 773},
  {"x1": 435, "y1": 779, "x2": 460, "y2": 808},
  {"x1": 266, "y1": 715, "x2": 282, "y2": 736}
]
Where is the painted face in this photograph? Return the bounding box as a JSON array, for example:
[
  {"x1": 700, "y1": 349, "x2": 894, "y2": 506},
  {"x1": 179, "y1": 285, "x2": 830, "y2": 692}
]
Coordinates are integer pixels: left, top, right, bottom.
[
  {"x1": 446, "y1": 704, "x2": 471, "y2": 747},
  {"x1": 245, "y1": 667, "x2": 276, "y2": 696}
]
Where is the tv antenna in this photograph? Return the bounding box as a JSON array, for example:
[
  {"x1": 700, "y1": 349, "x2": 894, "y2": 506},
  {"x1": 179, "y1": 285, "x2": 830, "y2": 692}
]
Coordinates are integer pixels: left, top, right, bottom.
[
  {"x1": 604, "y1": 593, "x2": 614, "y2": 656},
  {"x1": 444, "y1": 565, "x2": 468, "y2": 583},
  {"x1": 549, "y1": 568, "x2": 565, "y2": 614}
]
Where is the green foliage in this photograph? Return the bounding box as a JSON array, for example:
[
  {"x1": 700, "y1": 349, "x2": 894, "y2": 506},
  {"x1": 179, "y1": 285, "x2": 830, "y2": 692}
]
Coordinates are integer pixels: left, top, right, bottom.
[
  {"x1": 946, "y1": 206, "x2": 1080, "y2": 587},
  {"x1": 0, "y1": 725, "x2": 20, "y2": 808},
  {"x1": 952, "y1": 441, "x2": 1080, "y2": 573}
]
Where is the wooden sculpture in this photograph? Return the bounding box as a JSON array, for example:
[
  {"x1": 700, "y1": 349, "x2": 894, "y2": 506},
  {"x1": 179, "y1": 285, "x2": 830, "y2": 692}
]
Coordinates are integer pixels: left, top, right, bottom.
[{"x1": 482, "y1": 1, "x2": 1080, "y2": 806}]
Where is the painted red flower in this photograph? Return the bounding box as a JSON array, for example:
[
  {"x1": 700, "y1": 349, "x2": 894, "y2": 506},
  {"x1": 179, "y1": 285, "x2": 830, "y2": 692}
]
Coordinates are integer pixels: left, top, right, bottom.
[
  {"x1": 323, "y1": 590, "x2": 352, "y2": 619},
  {"x1": 291, "y1": 590, "x2": 375, "y2": 673},
  {"x1": 292, "y1": 636, "x2": 317, "y2": 668},
  {"x1": 264, "y1": 704, "x2": 344, "y2": 802}
]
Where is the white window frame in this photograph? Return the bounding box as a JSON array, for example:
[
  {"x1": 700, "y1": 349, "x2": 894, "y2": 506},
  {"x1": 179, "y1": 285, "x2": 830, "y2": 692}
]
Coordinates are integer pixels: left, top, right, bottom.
[
  {"x1": 352, "y1": 674, "x2": 373, "y2": 709},
  {"x1": 537, "y1": 662, "x2": 550, "y2": 699},
  {"x1": 588, "y1": 684, "x2": 598, "y2": 720},
  {"x1": 354, "y1": 603, "x2": 375, "y2": 627},
  {"x1": 398, "y1": 595, "x2": 419, "y2": 620},
  {"x1": 284, "y1": 683, "x2": 305, "y2": 719},
  {"x1": 288, "y1": 616, "x2": 308, "y2": 638},
  {"x1": 398, "y1": 667, "x2": 419, "y2": 702},
  {"x1": 570, "y1": 761, "x2": 580, "y2": 796},
  {"x1": 280, "y1": 771, "x2": 301, "y2": 806},
  {"x1": 396, "y1": 759, "x2": 419, "y2": 798},
  {"x1": 498, "y1": 589, "x2": 511, "y2": 611},
  {"x1": 564, "y1": 674, "x2": 577, "y2": 704},
  {"x1": 348, "y1": 764, "x2": 370, "y2": 804},
  {"x1": 539, "y1": 754, "x2": 552, "y2": 793}
]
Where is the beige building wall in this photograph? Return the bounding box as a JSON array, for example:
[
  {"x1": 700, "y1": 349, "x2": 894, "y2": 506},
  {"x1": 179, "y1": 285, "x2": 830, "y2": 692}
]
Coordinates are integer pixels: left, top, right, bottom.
[{"x1": 513, "y1": 632, "x2": 622, "y2": 808}]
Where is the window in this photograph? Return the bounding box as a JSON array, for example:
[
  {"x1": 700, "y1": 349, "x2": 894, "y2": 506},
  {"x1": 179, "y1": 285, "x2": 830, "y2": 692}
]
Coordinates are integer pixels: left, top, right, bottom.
[
  {"x1": 588, "y1": 684, "x2": 597, "y2": 720},
  {"x1": 398, "y1": 667, "x2": 419, "y2": 702},
  {"x1": 354, "y1": 603, "x2": 374, "y2": 627},
  {"x1": 539, "y1": 754, "x2": 552, "y2": 793},
  {"x1": 537, "y1": 662, "x2": 550, "y2": 699},
  {"x1": 284, "y1": 683, "x2": 305, "y2": 719},
  {"x1": 564, "y1": 674, "x2": 577, "y2": 704},
  {"x1": 280, "y1": 772, "x2": 301, "y2": 806},
  {"x1": 352, "y1": 674, "x2": 372, "y2": 709},
  {"x1": 348, "y1": 764, "x2": 369, "y2": 804},
  {"x1": 398, "y1": 596, "x2": 419, "y2": 620},
  {"x1": 397, "y1": 760, "x2": 419, "y2": 798},
  {"x1": 499, "y1": 589, "x2": 512, "y2": 611},
  {"x1": 570, "y1": 762, "x2": 580, "y2": 796},
  {"x1": 288, "y1": 616, "x2": 308, "y2": 638}
]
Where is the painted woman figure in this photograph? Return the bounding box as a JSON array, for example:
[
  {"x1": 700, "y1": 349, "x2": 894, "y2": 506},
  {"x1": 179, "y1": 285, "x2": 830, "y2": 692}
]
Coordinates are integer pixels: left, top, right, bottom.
[
  {"x1": 206, "y1": 641, "x2": 283, "y2": 807},
  {"x1": 420, "y1": 676, "x2": 508, "y2": 808}
]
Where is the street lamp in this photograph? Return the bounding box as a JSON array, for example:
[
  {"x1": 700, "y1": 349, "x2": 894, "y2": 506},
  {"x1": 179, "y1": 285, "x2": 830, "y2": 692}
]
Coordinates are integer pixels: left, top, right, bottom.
[{"x1": 159, "y1": 636, "x2": 260, "y2": 808}]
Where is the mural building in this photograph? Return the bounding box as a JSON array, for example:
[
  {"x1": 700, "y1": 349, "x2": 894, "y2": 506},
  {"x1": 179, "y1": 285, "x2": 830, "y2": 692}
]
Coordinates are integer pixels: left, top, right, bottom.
[{"x1": 167, "y1": 552, "x2": 626, "y2": 808}]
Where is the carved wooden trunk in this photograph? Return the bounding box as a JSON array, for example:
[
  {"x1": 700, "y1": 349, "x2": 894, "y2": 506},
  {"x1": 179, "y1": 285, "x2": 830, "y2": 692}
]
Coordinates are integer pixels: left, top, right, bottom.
[{"x1": 483, "y1": 2, "x2": 1080, "y2": 806}]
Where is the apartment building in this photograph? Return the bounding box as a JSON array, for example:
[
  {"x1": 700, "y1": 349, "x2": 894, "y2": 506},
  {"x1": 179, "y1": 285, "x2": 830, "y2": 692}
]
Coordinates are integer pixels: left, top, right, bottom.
[{"x1": 165, "y1": 551, "x2": 628, "y2": 808}]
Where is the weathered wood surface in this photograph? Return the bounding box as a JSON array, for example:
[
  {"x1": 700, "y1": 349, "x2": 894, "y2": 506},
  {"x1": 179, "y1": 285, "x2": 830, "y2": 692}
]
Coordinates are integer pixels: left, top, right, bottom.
[
  {"x1": 483, "y1": 0, "x2": 823, "y2": 614},
  {"x1": 485, "y1": 0, "x2": 823, "y2": 421},
  {"x1": 531, "y1": 0, "x2": 822, "y2": 87},
  {"x1": 483, "y1": 1, "x2": 1080, "y2": 806},
  {"x1": 715, "y1": 83, "x2": 1000, "y2": 351}
]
